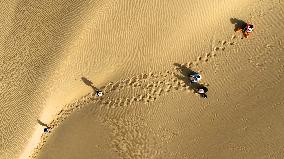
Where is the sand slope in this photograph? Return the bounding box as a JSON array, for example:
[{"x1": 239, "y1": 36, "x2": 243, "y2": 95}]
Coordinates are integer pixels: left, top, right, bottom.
[{"x1": 0, "y1": 0, "x2": 283, "y2": 159}]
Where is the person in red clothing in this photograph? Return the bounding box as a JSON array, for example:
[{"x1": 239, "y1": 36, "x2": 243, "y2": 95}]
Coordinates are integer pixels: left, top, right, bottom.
[
  {"x1": 189, "y1": 73, "x2": 202, "y2": 83},
  {"x1": 236, "y1": 23, "x2": 254, "y2": 38}
]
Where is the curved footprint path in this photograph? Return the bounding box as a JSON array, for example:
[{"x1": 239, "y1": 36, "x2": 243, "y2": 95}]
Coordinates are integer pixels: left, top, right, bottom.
[{"x1": 29, "y1": 34, "x2": 240, "y2": 158}]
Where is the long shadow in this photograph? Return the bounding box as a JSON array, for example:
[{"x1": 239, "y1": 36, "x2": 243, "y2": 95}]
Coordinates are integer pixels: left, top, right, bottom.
[
  {"x1": 173, "y1": 63, "x2": 198, "y2": 78},
  {"x1": 174, "y1": 63, "x2": 208, "y2": 98},
  {"x1": 81, "y1": 77, "x2": 98, "y2": 92},
  {"x1": 230, "y1": 18, "x2": 247, "y2": 32},
  {"x1": 37, "y1": 119, "x2": 50, "y2": 128}
]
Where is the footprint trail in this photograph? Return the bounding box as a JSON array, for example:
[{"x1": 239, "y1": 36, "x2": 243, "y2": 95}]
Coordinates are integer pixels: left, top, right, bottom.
[{"x1": 29, "y1": 33, "x2": 241, "y2": 159}]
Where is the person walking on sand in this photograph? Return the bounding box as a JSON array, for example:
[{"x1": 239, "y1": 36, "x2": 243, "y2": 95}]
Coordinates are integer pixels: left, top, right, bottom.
[
  {"x1": 236, "y1": 23, "x2": 254, "y2": 38},
  {"x1": 96, "y1": 90, "x2": 103, "y2": 97},
  {"x1": 196, "y1": 86, "x2": 208, "y2": 98},
  {"x1": 44, "y1": 127, "x2": 50, "y2": 133},
  {"x1": 189, "y1": 73, "x2": 202, "y2": 83}
]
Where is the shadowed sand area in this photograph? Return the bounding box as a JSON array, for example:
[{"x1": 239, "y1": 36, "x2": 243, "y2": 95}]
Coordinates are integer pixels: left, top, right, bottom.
[{"x1": 0, "y1": 0, "x2": 283, "y2": 159}]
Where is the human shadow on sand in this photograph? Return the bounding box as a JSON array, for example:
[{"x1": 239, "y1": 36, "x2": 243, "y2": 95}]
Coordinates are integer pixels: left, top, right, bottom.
[
  {"x1": 81, "y1": 77, "x2": 98, "y2": 93},
  {"x1": 174, "y1": 63, "x2": 208, "y2": 98},
  {"x1": 37, "y1": 119, "x2": 50, "y2": 128},
  {"x1": 230, "y1": 18, "x2": 247, "y2": 32}
]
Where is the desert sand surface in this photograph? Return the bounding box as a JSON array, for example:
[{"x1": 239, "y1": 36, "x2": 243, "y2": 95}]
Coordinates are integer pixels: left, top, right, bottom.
[{"x1": 0, "y1": 0, "x2": 283, "y2": 159}]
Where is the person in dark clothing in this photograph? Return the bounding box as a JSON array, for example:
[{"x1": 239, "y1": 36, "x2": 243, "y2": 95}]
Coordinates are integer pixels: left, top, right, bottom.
[
  {"x1": 44, "y1": 127, "x2": 50, "y2": 133},
  {"x1": 195, "y1": 85, "x2": 208, "y2": 98}
]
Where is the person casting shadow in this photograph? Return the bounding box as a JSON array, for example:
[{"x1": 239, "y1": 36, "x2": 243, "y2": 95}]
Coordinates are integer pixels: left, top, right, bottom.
[
  {"x1": 192, "y1": 83, "x2": 208, "y2": 98},
  {"x1": 81, "y1": 77, "x2": 103, "y2": 96},
  {"x1": 37, "y1": 119, "x2": 51, "y2": 133},
  {"x1": 230, "y1": 18, "x2": 254, "y2": 38},
  {"x1": 174, "y1": 63, "x2": 208, "y2": 98}
]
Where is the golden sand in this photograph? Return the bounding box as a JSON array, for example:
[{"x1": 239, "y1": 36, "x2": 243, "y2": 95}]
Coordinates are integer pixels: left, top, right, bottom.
[{"x1": 0, "y1": 0, "x2": 283, "y2": 159}]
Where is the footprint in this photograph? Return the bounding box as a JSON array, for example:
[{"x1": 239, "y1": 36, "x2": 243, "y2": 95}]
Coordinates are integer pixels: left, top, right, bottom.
[
  {"x1": 214, "y1": 46, "x2": 220, "y2": 51},
  {"x1": 187, "y1": 62, "x2": 193, "y2": 67},
  {"x1": 197, "y1": 56, "x2": 202, "y2": 61},
  {"x1": 206, "y1": 52, "x2": 211, "y2": 57},
  {"x1": 156, "y1": 88, "x2": 163, "y2": 95},
  {"x1": 128, "y1": 78, "x2": 136, "y2": 85},
  {"x1": 124, "y1": 98, "x2": 130, "y2": 105},
  {"x1": 231, "y1": 35, "x2": 236, "y2": 40},
  {"x1": 110, "y1": 104, "x2": 116, "y2": 109},
  {"x1": 193, "y1": 61, "x2": 199, "y2": 66},
  {"x1": 165, "y1": 85, "x2": 172, "y2": 92},
  {"x1": 150, "y1": 89, "x2": 157, "y2": 94},
  {"x1": 132, "y1": 82, "x2": 141, "y2": 87},
  {"x1": 137, "y1": 95, "x2": 144, "y2": 101},
  {"x1": 172, "y1": 85, "x2": 179, "y2": 90},
  {"x1": 148, "y1": 72, "x2": 156, "y2": 78},
  {"x1": 157, "y1": 81, "x2": 164, "y2": 85},
  {"x1": 146, "y1": 83, "x2": 153, "y2": 88},
  {"x1": 221, "y1": 40, "x2": 227, "y2": 45},
  {"x1": 150, "y1": 96, "x2": 156, "y2": 102},
  {"x1": 129, "y1": 96, "x2": 136, "y2": 104}
]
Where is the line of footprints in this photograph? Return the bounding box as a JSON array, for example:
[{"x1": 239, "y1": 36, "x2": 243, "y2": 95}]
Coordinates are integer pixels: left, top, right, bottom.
[
  {"x1": 30, "y1": 34, "x2": 239, "y2": 158},
  {"x1": 47, "y1": 34, "x2": 239, "y2": 131},
  {"x1": 91, "y1": 35, "x2": 238, "y2": 109}
]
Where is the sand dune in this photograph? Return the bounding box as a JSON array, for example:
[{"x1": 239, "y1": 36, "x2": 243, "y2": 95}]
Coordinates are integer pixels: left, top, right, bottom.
[{"x1": 0, "y1": 0, "x2": 283, "y2": 159}]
